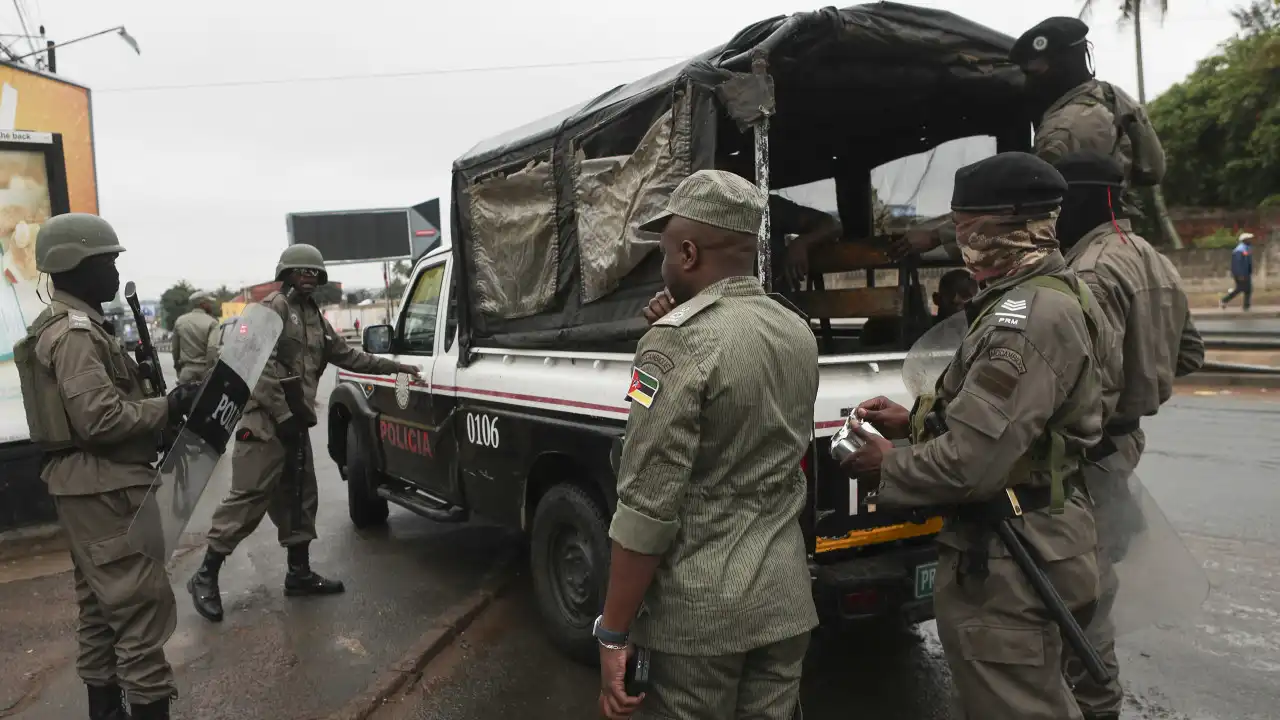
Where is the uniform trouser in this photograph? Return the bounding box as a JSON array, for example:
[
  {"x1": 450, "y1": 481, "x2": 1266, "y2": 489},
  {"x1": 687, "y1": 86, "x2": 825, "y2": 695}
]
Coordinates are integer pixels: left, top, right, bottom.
[
  {"x1": 54, "y1": 487, "x2": 178, "y2": 705},
  {"x1": 935, "y1": 544, "x2": 1100, "y2": 720},
  {"x1": 206, "y1": 432, "x2": 318, "y2": 556},
  {"x1": 1067, "y1": 429, "x2": 1145, "y2": 717},
  {"x1": 634, "y1": 632, "x2": 809, "y2": 720},
  {"x1": 177, "y1": 364, "x2": 208, "y2": 385}
]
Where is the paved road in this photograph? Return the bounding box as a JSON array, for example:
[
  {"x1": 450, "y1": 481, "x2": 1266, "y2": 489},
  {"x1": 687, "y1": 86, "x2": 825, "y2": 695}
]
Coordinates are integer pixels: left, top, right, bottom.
[
  {"x1": 370, "y1": 390, "x2": 1280, "y2": 720},
  {"x1": 1193, "y1": 317, "x2": 1280, "y2": 336},
  {"x1": 0, "y1": 363, "x2": 520, "y2": 719}
]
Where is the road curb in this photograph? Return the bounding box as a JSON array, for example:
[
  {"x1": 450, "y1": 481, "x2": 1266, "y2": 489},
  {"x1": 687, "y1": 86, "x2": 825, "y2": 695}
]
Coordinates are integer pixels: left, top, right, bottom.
[
  {"x1": 324, "y1": 546, "x2": 523, "y2": 720},
  {"x1": 0, "y1": 523, "x2": 66, "y2": 563},
  {"x1": 1177, "y1": 373, "x2": 1280, "y2": 389}
]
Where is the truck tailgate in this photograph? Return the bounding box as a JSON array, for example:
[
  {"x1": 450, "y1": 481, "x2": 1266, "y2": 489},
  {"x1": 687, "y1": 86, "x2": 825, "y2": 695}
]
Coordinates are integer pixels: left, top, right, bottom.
[{"x1": 808, "y1": 353, "x2": 943, "y2": 553}]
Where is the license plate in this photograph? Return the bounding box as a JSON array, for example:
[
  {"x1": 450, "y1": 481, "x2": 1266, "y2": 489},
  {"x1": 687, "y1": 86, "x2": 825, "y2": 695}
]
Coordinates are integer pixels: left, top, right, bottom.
[{"x1": 914, "y1": 562, "x2": 937, "y2": 599}]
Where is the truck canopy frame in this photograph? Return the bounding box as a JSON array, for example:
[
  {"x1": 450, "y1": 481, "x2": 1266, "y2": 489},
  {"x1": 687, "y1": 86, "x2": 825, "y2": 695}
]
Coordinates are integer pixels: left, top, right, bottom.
[{"x1": 450, "y1": 2, "x2": 1032, "y2": 359}]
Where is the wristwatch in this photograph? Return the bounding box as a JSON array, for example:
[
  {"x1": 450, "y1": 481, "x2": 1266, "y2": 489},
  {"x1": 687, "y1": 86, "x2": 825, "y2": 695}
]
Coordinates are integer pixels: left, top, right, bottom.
[{"x1": 593, "y1": 615, "x2": 628, "y2": 649}]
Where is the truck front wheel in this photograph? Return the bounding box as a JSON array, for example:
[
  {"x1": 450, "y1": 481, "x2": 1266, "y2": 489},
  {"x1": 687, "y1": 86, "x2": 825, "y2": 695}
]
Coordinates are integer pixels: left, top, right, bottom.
[
  {"x1": 345, "y1": 425, "x2": 389, "y2": 528},
  {"x1": 530, "y1": 484, "x2": 610, "y2": 666}
]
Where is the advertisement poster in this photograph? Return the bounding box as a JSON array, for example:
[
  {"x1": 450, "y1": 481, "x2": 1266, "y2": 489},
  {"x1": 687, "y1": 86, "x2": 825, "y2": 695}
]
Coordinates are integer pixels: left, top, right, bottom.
[{"x1": 0, "y1": 63, "x2": 95, "y2": 444}]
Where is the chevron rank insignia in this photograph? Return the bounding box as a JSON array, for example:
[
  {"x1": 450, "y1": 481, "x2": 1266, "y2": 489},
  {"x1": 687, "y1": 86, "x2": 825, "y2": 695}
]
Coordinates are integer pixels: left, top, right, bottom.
[
  {"x1": 990, "y1": 289, "x2": 1033, "y2": 331},
  {"x1": 626, "y1": 366, "x2": 660, "y2": 408}
]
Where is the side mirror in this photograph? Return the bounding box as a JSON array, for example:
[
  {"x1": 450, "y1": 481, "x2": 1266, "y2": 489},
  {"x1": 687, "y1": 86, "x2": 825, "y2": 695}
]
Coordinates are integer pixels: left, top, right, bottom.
[{"x1": 362, "y1": 324, "x2": 394, "y2": 354}]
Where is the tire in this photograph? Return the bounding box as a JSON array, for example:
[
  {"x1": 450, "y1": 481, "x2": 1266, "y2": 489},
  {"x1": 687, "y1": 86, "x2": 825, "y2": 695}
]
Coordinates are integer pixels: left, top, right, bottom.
[
  {"x1": 346, "y1": 425, "x2": 389, "y2": 528},
  {"x1": 530, "y1": 483, "x2": 610, "y2": 666}
]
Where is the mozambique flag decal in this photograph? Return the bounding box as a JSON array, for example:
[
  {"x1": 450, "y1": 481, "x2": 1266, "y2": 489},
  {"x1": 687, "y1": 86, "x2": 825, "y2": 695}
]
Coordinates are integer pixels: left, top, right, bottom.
[{"x1": 626, "y1": 366, "x2": 660, "y2": 408}]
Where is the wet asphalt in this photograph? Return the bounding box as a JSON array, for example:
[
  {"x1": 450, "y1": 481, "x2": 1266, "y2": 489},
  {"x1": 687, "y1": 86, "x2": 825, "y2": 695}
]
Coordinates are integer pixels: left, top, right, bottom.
[
  {"x1": 370, "y1": 390, "x2": 1280, "y2": 720},
  {"x1": 1, "y1": 362, "x2": 1278, "y2": 719},
  {"x1": 1, "y1": 362, "x2": 521, "y2": 720}
]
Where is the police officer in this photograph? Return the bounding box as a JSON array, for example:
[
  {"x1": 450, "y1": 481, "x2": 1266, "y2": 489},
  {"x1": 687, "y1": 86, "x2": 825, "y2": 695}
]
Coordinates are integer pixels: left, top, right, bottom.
[
  {"x1": 892, "y1": 16, "x2": 1163, "y2": 258},
  {"x1": 841, "y1": 153, "x2": 1110, "y2": 720},
  {"x1": 1054, "y1": 150, "x2": 1204, "y2": 720},
  {"x1": 187, "y1": 244, "x2": 417, "y2": 622},
  {"x1": 171, "y1": 290, "x2": 220, "y2": 384},
  {"x1": 597, "y1": 170, "x2": 817, "y2": 720},
  {"x1": 15, "y1": 213, "x2": 197, "y2": 720}
]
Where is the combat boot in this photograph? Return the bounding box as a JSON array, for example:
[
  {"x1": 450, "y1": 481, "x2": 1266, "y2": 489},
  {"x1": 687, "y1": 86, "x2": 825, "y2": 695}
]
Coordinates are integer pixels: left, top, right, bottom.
[
  {"x1": 86, "y1": 683, "x2": 125, "y2": 720},
  {"x1": 129, "y1": 698, "x2": 169, "y2": 720},
  {"x1": 187, "y1": 548, "x2": 226, "y2": 622},
  {"x1": 284, "y1": 544, "x2": 345, "y2": 596}
]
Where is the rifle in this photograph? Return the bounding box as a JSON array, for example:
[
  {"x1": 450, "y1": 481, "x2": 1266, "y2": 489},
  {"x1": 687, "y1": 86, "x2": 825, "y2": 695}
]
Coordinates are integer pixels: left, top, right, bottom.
[{"x1": 124, "y1": 282, "x2": 167, "y2": 398}]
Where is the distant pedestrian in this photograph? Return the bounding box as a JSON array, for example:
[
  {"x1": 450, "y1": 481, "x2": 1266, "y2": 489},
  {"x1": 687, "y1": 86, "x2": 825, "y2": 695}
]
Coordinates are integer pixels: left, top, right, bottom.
[
  {"x1": 1220, "y1": 232, "x2": 1254, "y2": 311},
  {"x1": 933, "y1": 268, "x2": 977, "y2": 323}
]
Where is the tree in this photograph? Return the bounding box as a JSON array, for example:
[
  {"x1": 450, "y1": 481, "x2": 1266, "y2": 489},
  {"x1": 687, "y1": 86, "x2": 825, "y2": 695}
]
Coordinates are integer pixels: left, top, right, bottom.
[
  {"x1": 313, "y1": 283, "x2": 344, "y2": 306},
  {"x1": 384, "y1": 260, "x2": 413, "y2": 299},
  {"x1": 1147, "y1": 10, "x2": 1280, "y2": 208},
  {"x1": 159, "y1": 281, "x2": 196, "y2": 331},
  {"x1": 212, "y1": 285, "x2": 237, "y2": 302},
  {"x1": 1232, "y1": 0, "x2": 1280, "y2": 36},
  {"x1": 1078, "y1": 0, "x2": 1184, "y2": 248}
]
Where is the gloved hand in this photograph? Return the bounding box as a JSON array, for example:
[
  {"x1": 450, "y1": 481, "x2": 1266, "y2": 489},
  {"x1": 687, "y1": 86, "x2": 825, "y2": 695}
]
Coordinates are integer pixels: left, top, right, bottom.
[
  {"x1": 166, "y1": 383, "x2": 200, "y2": 422},
  {"x1": 275, "y1": 416, "x2": 302, "y2": 442}
]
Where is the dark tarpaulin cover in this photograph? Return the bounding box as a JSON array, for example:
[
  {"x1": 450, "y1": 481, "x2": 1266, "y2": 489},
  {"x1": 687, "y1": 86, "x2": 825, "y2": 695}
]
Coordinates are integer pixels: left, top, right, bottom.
[{"x1": 451, "y1": 2, "x2": 1027, "y2": 358}]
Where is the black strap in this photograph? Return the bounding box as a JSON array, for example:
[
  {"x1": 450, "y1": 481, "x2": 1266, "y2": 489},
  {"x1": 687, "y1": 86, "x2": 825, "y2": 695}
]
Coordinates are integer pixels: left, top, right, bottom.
[{"x1": 1105, "y1": 419, "x2": 1141, "y2": 437}]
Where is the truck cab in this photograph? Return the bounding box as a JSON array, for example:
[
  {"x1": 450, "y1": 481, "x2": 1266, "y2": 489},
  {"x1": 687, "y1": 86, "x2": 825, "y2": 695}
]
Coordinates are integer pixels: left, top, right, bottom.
[{"x1": 328, "y1": 3, "x2": 1035, "y2": 663}]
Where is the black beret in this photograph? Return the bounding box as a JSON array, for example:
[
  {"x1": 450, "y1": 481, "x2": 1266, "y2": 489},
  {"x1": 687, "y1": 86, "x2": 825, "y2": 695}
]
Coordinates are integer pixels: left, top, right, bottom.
[
  {"x1": 952, "y1": 152, "x2": 1067, "y2": 213},
  {"x1": 1011, "y1": 17, "x2": 1089, "y2": 65},
  {"x1": 1054, "y1": 151, "x2": 1126, "y2": 188}
]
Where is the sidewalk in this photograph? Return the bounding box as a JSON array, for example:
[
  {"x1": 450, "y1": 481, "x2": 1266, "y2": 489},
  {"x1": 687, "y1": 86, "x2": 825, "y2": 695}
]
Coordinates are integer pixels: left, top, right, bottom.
[
  {"x1": 1191, "y1": 305, "x2": 1280, "y2": 319},
  {"x1": 0, "y1": 421, "x2": 520, "y2": 720}
]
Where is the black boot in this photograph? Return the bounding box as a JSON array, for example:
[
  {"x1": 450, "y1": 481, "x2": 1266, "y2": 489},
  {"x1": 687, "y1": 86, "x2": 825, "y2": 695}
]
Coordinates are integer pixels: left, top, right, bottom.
[
  {"x1": 284, "y1": 544, "x2": 345, "y2": 596},
  {"x1": 187, "y1": 548, "x2": 226, "y2": 622},
  {"x1": 86, "y1": 683, "x2": 125, "y2": 720},
  {"x1": 129, "y1": 698, "x2": 169, "y2": 720}
]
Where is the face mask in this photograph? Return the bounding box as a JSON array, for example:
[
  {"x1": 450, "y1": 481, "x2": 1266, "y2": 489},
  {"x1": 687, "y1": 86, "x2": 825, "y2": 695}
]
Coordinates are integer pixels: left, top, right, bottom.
[{"x1": 955, "y1": 212, "x2": 1060, "y2": 284}]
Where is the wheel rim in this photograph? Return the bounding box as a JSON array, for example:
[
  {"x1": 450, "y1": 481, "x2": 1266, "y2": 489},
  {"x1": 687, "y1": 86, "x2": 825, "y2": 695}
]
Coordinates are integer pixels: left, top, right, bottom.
[{"x1": 548, "y1": 522, "x2": 597, "y2": 626}]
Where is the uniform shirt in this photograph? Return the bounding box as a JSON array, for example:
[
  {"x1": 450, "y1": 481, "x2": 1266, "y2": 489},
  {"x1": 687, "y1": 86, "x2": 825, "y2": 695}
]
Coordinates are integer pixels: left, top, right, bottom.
[
  {"x1": 33, "y1": 291, "x2": 169, "y2": 495},
  {"x1": 172, "y1": 307, "x2": 220, "y2": 383},
  {"x1": 1034, "y1": 80, "x2": 1134, "y2": 171},
  {"x1": 242, "y1": 288, "x2": 403, "y2": 439},
  {"x1": 608, "y1": 276, "x2": 819, "y2": 656},
  {"x1": 878, "y1": 252, "x2": 1110, "y2": 563},
  {"x1": 1065, "y1": 220, "x2": 1205, "y2": 427}
]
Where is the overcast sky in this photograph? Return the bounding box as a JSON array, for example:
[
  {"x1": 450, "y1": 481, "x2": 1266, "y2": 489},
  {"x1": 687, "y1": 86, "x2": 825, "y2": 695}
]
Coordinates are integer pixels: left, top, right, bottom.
[{"x1": 5, "y1": 0, "x2": 1241, "y2": 295}]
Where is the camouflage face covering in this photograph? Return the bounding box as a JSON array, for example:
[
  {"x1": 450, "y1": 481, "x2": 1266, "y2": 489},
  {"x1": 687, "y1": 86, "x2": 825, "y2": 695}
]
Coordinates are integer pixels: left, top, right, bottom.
[{"x1": 954, "y1": 212, "x2": 1060, "y2": 284}]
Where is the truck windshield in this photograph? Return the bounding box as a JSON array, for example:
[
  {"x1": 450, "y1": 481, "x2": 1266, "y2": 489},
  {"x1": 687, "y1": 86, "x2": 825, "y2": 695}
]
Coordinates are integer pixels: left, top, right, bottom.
[{"x1": 400, "y1": 264, "x2": 445, "y2": 354}]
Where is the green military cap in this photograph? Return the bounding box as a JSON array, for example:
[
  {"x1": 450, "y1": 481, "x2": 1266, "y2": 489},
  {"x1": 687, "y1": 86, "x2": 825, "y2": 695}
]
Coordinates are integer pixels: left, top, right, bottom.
[
  {"x1": 952, "y1": 152, "x2": 1067, "y2": 213},
  {"x1": 639, "y1": 169, "x2": 766, "y2": 235},
  {"x1": 1054, "y1": 151, "x2": 1125, "y2": 188},
  {"x1": 1011, "y1": 17, "x2": 1089, "y2": 65}
]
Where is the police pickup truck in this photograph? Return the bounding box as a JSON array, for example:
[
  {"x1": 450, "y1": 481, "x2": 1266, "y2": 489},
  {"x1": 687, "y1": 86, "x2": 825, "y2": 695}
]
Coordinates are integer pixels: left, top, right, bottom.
[{"x1": 326, "y1": 3, "x2": 1034, "y2": 662}]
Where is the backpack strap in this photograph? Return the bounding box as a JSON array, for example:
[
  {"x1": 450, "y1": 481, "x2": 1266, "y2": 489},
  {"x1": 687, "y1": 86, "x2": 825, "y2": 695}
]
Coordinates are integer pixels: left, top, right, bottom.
[{"x1": 969, "y1": 274, "x2": 1097, "y2": 514}]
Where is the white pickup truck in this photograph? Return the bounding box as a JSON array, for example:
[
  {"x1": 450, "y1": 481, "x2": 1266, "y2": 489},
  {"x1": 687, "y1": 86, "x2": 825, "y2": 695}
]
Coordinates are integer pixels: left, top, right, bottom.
[{"x1": 326, "y1": 3, "x2": 1033, "y2": 663}]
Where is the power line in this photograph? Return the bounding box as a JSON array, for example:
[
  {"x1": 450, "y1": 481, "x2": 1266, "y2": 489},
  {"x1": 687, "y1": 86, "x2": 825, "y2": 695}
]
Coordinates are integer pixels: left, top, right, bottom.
[
  {"x1": 96, "y1": 54, "x2": 690, "y2": 94},
  {"x1": 10, "y1": 0, "x2": 33, "y2": 55}
]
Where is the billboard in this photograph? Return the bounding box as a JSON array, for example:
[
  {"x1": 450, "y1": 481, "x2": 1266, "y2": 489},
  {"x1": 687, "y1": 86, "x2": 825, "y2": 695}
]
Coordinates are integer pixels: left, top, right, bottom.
[
  {"x1": 287, "y1": 208, "x2": 411, "y2": 265},
  {"x1": 285, "y1": 198, "x2": 441, "y2": 266},
  {"x1": 0, "y1": 64, "x2": 95, "y2": 445}
]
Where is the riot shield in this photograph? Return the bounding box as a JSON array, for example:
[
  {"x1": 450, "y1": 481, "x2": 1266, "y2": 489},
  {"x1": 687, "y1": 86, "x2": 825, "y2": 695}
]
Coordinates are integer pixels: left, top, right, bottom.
[
  {"x1": 1088, "y1": 460, "x2": 1210, "y2": 636},
  {"x1": 902, "y1": 311, "x2": 967, "y2": 398},
  {"x1": 128, "y1": 303, "x2": 283, "y2": 561}
]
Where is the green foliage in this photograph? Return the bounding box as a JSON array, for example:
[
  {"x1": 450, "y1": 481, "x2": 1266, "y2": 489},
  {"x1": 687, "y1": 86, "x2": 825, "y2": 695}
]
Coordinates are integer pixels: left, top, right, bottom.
[
  {"x1": 159, "y1": 281, "x2": 196, "y2": 331},
  {"x1": 313, "y1": 283, "x2": 344, "y2": 306},
  {"x1": 1259, "y1": 193, "x2": 1280, "y2": 208},
  {"x1": 1192, "y1": 228, "x2": 1240, "y2": 248},
  {"x1": 212, "y1": 285, "x2": 237, "y2": 302},
  {"x1": 1148, "y1": 7, "x2": 1280, "y2": 208}
]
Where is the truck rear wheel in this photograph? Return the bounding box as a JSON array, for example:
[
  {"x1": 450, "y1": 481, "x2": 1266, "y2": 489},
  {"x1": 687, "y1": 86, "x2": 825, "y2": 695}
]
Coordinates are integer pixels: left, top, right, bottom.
[
  {"x1": 530, "y1": 483, "x2": 609, "y2": 666},
  {"x1": 346, "y1": 425, "x2": 389, "y2": 528}
]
